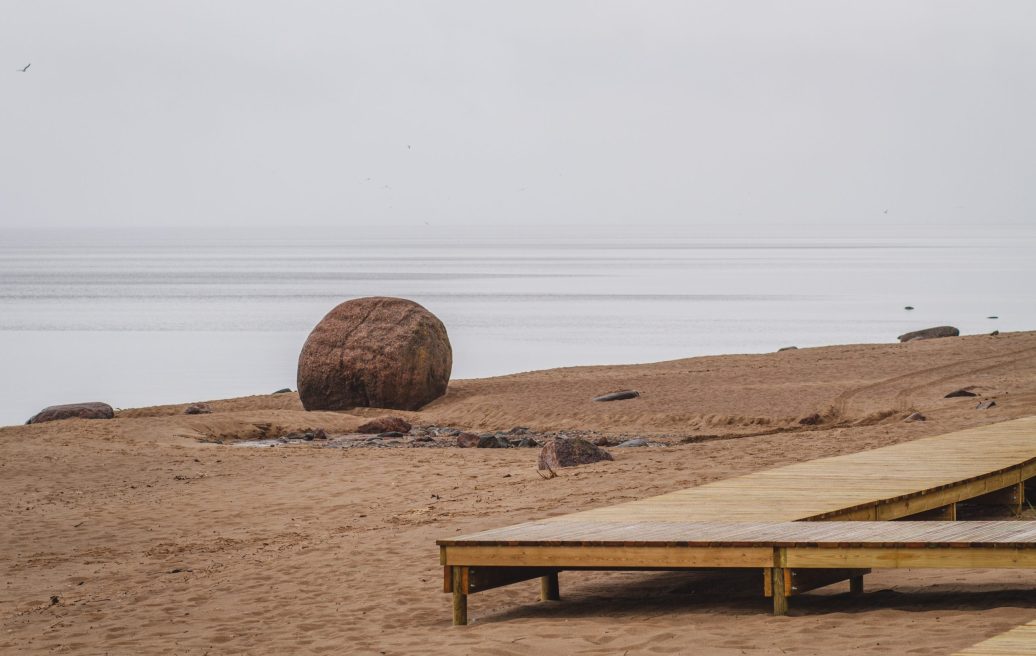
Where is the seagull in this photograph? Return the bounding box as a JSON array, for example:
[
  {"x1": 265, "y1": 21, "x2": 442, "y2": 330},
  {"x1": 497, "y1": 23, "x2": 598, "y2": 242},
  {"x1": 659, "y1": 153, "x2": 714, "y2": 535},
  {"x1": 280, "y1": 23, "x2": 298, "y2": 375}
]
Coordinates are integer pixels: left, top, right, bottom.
[
  {"x1": 882, "y1": 209, "x2": 888, "y2": 214},
  {"x1": 18, "y1": 63, "x2": 30, "y2": 72}
]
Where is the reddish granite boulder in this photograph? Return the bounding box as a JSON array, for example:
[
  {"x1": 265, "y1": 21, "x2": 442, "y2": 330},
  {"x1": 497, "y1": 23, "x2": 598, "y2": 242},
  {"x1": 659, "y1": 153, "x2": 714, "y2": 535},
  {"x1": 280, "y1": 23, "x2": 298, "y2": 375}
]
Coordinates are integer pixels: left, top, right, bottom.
[
  {"x1": 356, "y1": 416, "x2": 412, "y2": 435},
  {"x1": 538, "y1": 437, "x2": 613, "y2": 470},
  {"x1": 297, "y1": 297, "x2": 452, "y2": 411},
  {"x1": 27, "y1": 402, "x2": 114, "y2": 424}
]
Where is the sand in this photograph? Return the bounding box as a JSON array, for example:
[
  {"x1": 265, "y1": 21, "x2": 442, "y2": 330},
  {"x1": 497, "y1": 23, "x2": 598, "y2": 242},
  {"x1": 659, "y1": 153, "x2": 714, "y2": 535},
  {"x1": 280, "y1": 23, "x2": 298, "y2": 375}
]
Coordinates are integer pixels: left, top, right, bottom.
[{"x1": 3, "y1": 331, "x2": 1036, "y2": 654}]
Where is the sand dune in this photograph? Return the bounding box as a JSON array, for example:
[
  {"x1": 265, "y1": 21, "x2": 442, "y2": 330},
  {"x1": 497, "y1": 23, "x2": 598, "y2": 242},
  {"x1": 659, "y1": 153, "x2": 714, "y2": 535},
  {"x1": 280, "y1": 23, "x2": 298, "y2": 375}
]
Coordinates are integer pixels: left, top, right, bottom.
[{"x1": 3, "y1": 332, "x2": 1036, "y2": 654}]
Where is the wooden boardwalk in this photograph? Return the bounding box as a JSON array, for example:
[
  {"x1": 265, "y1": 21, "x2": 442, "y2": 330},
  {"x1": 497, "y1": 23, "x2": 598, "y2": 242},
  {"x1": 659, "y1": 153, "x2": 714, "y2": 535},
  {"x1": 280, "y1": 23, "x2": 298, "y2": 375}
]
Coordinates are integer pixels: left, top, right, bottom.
[
  {"x1": 439, "y1": 417, "x2": 1036, "y2": 624},
  {"x1": 957, "y1": 619, "x2": 1036, "y2": 655}
]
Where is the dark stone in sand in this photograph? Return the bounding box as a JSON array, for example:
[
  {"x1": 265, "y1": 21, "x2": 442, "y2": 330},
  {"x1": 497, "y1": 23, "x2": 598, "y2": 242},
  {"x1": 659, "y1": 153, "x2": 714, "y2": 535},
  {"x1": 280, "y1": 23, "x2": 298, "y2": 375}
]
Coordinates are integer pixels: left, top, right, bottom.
[
  {"x1": 478, "y1": 435, "x2": 510, "y2": 448},
  {"x1": 313, "y1": 429, "x2": 327, "y2": 440},
  {"x1": 799, "y1": 413, "x2": 823, "y2": 426},
  {"x1": 538, "y1": 437, "x2": 613, "y2": 470},
  {"x1": 27, "y1": 402, "x2": 114, "y2": 424},
  {"x1": 184, "y1": 403, "x2": 212, "y2": 415},
  {"x1": 777, "y1": 346, "x2": 798, "y2": 352},
  {"x1": 976, "y1": 400, "x2": 997, "y2": 410},
  {"x1": 945, "y1": 389, "x2": 977, "y2": 398},
  {"x1": 273, "y1": 388, "x2": 292, "y2": 394},
  {"x1": 991, "y1": 330, "x2": 1000, "y2": 336},
  {"x1": 356, "y1": 416, "x2": 412, "y2": 435},
  {"x1": 297, "y1": 297, "x2": 452, "y2": 411},
  {"x1": 897, "y1": 326, "x2": 959, "y2": 342},
  {"x1": 516, "y1": 437, "x2": 539, "y2": 448},
  {"x1": 593, "y1": 436, "x2": 612, "y2": 447},
  {"x1": 507, "y1": 426, "x2": 530, "y2": 435},
  {"x1": 456, "y1": 432, "x2": 480, "y2": 448},
  {"x1": 592, "y1": 390, "x2": 640, "y2": 402},
  {"x1": 616, "y1": 438, "x2": 649, "y2": 447},
  {"x1": 378, "y1": 431, "x2": 405, "y2": 438},
  {"x1": 905, "y1": 412, "x2": 926, "y2": 422}
]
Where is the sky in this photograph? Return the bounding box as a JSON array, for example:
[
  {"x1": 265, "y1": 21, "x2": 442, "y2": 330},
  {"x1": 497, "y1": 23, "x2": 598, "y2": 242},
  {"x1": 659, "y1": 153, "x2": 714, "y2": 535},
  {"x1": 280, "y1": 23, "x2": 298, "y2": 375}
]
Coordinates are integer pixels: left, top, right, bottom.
[{"x1": 2, "y1": 1, "x2": 1035, "y2": 229}]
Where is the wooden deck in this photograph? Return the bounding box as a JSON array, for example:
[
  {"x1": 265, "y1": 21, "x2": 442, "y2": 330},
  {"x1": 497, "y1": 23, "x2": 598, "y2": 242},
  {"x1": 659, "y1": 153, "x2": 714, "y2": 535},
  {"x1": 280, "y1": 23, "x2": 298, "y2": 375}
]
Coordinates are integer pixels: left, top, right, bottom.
[
  {"x1": 439, "y1": 417, "x2": 1036, "y2": 624},
  {"x1": 957, "y1": 619, "x2": 1036, "y2": 655}
]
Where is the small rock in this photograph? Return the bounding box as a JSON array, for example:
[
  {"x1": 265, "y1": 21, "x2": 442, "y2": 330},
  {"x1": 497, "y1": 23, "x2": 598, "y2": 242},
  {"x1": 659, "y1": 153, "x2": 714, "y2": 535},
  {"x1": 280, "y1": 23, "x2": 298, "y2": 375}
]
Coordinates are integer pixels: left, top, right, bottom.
[
  {"x1": 616, "y1": 438, "x2": 650, "y2": 447},
  {"x1": 944, "y1": 389, "x2": 977, "y2": 398},
  {"x1": 184, "y1": 403, "x2": 212, "y2": 415},
  {"x1": 988, "y1": 316, "x2": 998, "y2": 319},
  {"x1": 799, "y1": 413, "x2": 823, "y2": 426},
  {"x1": 897, "y1": 326, "x2": 959, "y2": 342},
  {"x1": 303, "y1": 432, "x2": 315, "y2": 441},
  {"x1": 456, "y1": 432, "x2": 480, "y2": 448},
  {"x1": 411, "y1": 434, "x2": 434, "y2": 443},
  {"x1": 592, "y1": 436, "x2": 612, "y2": 447},
  {"x1": 27, "y1": 402, "x2": 114, "y2": 424},
  {"x1": 357, "y1": 416, "x2": 412, "y2": 434},
  {"x1": 273, "y1": 388, "x2": 292, "y2": 394},
  {"x1": 439, "y1": 427, "x2": 461, "y2": 436},
  {"x1": 516, "y1": 437, "x2": 539, "y2": 448},
  {"x1": 49, "y1": 595, "x2": 59, "y2": 606},
  {"x1": 477, "y1": 435, "x2": 510, "y2": 448},
  {"x1": 904, "y1": 306, "x2": 914, "y2": 310},
  {"x1": 777, "y1": 346, "x2": 798, "y2": 352},
  {"x1": 538, "y1": 437, "x2": 613, "y2": 469},
  {"x1": 507, "y1": 426, "x2": 530, "y2": 435},
  {"x1": 976, "y1": 400, "x2": 997, "y2": 410},
  {"x1": 905, "y1": 412, "x2": 926, "y2": 422},
  {"x1": 378, "y1": 431, "x2": 405, "y2": 438},
  {"x1": 313, "y1": 429, "x2": 327, "y2": 440},
  {"x1": 990, "y1": 330, "x2": 1000, "y2": 336},
  {"x1": 592, "y1": 390, "x2": 640, "y2": 402}
]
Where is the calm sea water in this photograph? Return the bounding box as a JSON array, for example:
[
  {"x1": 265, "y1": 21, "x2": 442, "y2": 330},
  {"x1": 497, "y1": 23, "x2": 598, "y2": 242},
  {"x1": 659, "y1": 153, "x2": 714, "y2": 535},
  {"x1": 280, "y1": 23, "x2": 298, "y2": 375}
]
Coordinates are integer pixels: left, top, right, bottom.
[{"x1": 1, "y1": 224, "x2": 1032, "y2": 426}]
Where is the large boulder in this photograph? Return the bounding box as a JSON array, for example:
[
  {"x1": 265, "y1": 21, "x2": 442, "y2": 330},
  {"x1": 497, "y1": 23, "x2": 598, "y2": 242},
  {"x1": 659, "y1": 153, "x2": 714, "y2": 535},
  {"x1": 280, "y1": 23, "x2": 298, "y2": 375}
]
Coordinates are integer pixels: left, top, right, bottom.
[
  {"x1": 897, "y1": 326, "x2": 959, "y2": 342},
  {"x1": 297, "y1": 297, "x2": 452, "y2": 411},
  {"x1": 27, "y1": 402, "x2": 114, "y2": 424},
  {"x1": 538, "y1": 437, "x2": 613, "y2": 470}
]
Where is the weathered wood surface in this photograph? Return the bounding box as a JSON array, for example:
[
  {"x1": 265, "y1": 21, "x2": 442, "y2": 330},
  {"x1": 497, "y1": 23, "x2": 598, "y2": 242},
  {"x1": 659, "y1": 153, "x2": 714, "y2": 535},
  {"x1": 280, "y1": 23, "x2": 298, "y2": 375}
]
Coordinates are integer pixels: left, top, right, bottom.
[
  {"x1": 956, "y1": 619, "x2": 1036, "y2": 655},
  {"x1": 442, "y1": 521, "x2": 1036, "y2": 550}
]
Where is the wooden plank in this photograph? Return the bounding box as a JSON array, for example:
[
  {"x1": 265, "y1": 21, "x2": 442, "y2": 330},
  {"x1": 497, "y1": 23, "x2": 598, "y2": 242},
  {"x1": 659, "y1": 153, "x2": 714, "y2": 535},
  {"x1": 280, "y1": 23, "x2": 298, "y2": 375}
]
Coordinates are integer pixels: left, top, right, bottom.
[
  {"x1": 461, "y1": 567, "x2": 556, "y2": 594},
  {"x1": 786, "y1": 547, "x2": 1036, "y2": 569},
  {"x1": 763, "y1": 568, "x2": 872, "y2": 597},
  {"x1": 443, "y1": 545, "x2": 775, "y2": 568}
]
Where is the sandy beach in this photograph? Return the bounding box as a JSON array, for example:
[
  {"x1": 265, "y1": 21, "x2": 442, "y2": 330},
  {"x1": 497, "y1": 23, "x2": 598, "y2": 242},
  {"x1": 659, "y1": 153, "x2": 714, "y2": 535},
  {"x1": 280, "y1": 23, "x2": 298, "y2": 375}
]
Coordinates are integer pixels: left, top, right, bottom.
[{"x1": 3, "y1": 331, "x2": 1036, "y2": 655}]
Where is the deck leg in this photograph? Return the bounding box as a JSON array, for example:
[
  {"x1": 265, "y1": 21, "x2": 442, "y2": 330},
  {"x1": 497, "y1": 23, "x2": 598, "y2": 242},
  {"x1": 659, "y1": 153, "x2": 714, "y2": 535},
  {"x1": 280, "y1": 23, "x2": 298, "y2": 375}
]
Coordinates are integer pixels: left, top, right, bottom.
[
  {"x1": 771, "y1": 567, "x2": 789, "y2": 616},
  {"x1": 540, "y1": 571, "x2": 560, "y2": 601},
  {"x1": 849, "y1": 574, "x2": 864, "y2": 594},
  {"x1": 452, "y1": 566, "x2": 468, "y2": 626}
]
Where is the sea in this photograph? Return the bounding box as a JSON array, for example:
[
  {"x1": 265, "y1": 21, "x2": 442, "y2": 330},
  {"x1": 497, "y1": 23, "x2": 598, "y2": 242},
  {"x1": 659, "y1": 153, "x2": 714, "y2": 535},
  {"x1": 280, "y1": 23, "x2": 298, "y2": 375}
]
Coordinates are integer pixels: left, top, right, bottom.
[{"x1": 1, "y1": 223, "x2": 1032, "y2": 426}]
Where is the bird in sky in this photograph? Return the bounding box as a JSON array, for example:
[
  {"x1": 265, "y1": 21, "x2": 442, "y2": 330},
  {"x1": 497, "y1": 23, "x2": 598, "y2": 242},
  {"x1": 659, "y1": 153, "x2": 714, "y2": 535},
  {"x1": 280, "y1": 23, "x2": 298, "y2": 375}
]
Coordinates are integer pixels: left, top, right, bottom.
[{"x1": 18, "y1": 63, "x2": 30, "y2": 72}]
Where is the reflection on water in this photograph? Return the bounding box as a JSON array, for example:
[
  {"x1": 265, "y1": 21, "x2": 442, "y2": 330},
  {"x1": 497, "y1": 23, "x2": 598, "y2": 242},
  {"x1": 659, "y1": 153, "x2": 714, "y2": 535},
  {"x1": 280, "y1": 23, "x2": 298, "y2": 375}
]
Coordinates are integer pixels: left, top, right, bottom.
[{"x1": 0, "y1": 224, "x2": 1032, "y2": 425}]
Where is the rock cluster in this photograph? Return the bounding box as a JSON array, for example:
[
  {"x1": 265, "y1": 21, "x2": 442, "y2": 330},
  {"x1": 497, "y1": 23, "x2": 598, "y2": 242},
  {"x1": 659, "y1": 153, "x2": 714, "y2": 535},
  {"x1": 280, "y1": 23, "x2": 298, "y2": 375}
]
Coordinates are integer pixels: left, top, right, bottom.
[{"x1": 357, "y1": 416, "x2": 412, "y2": 435}]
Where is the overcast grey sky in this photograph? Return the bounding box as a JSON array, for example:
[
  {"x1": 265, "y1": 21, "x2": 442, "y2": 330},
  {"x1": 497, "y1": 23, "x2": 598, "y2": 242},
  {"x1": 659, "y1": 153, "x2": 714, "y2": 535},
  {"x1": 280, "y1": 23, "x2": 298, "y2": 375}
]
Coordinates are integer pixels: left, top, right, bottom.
[{"x1": 2, "y1": 1, "x2": 1034, "y2": 229}]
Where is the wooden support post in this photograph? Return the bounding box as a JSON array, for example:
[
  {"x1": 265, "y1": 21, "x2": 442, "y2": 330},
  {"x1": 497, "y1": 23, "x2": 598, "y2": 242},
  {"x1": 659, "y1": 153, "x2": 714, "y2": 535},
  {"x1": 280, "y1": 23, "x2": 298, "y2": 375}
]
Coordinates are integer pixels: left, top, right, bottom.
[
  {"x1": 452, "y1": 566, "x2": 468, "y2": 626},
  {"x1": 771, "y1": 548, "x2": 789, "y2": 616},
  {"x1": 540, "y1": 571, "x2": 560, "y2": 601},
  {"x1": 849, "y1": 574, "x2": 864, "y2": 594}
]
